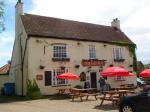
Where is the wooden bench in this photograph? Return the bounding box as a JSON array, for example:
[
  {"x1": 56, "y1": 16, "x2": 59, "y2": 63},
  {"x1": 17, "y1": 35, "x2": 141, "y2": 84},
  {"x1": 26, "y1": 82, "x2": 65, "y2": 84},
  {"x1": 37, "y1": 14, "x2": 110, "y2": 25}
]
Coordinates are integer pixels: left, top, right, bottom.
[
  {"x1": 83, "y1": 93, "x2": 98, "y2": 100},
  {"x1": 69, "y1": 88, "x2": 98, "y2": 101},
  {"x1": 69, "y1": 93, "x2": 85, "y2": 102},
  {"x1": 99, "y1": 96, "x2": 119, "y2": 106}
]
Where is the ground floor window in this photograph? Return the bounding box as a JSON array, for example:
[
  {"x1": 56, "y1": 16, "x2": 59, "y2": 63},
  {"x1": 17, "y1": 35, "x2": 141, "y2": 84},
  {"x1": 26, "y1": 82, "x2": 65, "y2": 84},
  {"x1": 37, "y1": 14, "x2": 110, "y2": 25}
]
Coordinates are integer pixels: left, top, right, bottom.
[
  {"x1": 52, "y1": 68, "x2": 69, "y2": 86},
  {"x1": 45, "y1": 71, "x2": 52, "y2": 86}
]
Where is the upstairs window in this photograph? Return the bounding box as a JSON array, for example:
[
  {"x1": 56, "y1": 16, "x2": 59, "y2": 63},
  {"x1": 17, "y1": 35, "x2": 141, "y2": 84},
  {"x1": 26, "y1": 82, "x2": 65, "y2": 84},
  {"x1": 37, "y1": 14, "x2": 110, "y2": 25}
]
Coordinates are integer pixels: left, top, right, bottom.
[
  {"x1": 89, "y1": 45, "x2": 96, "y2": 59},
  {"x1": 113, "y1": 48, "x2": 123, "y2": 59},
  {"x1": 53, "y1": 44, "x2": 67, "y2": 58},
  {"x1": 115, "y1": 76, "x2": 125, "y2": 81}
]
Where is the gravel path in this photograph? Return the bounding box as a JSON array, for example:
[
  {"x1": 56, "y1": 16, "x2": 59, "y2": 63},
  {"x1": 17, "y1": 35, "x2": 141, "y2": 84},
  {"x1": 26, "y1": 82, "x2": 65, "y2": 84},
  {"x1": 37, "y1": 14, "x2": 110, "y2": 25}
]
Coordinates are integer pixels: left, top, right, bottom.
[{"x1": 0, "y1": 97, "x2": 118, "y2": 112}]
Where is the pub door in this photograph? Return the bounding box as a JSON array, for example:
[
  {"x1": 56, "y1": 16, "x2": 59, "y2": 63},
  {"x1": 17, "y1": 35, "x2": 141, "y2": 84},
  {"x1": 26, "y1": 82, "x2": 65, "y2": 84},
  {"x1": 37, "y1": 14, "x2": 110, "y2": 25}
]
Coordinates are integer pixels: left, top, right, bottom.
[{"x1": 90, "y1": 72, "x2": 97, "y2": 88}]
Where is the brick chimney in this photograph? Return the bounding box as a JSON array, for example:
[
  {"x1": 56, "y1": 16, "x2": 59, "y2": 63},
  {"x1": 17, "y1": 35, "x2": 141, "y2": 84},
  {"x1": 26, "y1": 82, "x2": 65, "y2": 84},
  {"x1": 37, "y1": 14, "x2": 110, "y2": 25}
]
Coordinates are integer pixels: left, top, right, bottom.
[
  {"x1": 111, "y1": 18, "x2": 120, "y2": 30},
  {"x1": 15, "y1": 0, "x2": 23, "y2": 33}
]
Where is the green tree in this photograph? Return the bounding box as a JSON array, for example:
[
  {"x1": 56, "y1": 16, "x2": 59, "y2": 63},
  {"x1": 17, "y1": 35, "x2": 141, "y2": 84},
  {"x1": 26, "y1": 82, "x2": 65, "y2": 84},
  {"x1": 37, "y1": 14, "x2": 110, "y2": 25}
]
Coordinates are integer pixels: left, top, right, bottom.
[
  {"x1": 0, "y1": 0, "x2": 5, "y2": 32},
  {"x1": 144, "y1": 64, "x2": 150, "y2": 69}
]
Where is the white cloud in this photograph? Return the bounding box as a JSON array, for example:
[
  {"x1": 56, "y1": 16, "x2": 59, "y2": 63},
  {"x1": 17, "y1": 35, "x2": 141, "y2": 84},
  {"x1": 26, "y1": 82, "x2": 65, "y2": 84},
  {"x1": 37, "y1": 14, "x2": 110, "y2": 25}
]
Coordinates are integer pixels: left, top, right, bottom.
[
  {"x1": 0, "y1": 31, "x2": 14, "y2": 46},
  {"x1": 24, "y1": 0, "x2": 150, "y2": 64},
  {"x1": 6, "y1": 0, "x2": 16, "y2": 4},
  {"x1": 0, "y1": 31, "x2": 14, "y2": 66}
]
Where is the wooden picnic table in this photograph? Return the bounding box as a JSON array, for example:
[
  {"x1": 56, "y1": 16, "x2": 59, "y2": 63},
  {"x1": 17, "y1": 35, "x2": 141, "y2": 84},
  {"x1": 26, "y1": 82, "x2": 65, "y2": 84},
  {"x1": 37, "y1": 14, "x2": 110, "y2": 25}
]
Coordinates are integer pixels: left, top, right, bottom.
[
  {"x1": 69, "y1": 88, "x2": 98, "y2": 101},
  {"x1": 114, "y1": 86, "x2": 135, "y2": 91},
  {"x1": 56, "y1": 87, "x2": 71, "y2": 94},
  {"x1": 120, "y1": 83, "x2": 134, "y2": 87},
  {"x1": 99, "y1": 90, "x2": 129, "y2": 106}
]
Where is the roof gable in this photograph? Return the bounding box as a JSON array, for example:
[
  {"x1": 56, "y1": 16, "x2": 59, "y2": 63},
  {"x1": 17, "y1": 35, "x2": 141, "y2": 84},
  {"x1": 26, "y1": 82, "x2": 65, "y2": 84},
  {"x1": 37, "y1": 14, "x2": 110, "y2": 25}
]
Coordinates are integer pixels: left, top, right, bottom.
[
  {"x1": 0, "y1": 64, "x2": 10, "y2": 75},
  {"x1": 21, "y1": 14, "x2": 134, "y2": 44}
]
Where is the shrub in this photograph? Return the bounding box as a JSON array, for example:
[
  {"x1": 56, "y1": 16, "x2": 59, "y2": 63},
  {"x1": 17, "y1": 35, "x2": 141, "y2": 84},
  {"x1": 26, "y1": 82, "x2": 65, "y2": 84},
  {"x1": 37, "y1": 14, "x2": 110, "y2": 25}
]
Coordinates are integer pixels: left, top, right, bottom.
[
  {"x1": 74, "y1": 85, "x2": 82, "y2": 89},
  {"x1": 26, "y1": 79, "x2": 42, "y2": 99}
]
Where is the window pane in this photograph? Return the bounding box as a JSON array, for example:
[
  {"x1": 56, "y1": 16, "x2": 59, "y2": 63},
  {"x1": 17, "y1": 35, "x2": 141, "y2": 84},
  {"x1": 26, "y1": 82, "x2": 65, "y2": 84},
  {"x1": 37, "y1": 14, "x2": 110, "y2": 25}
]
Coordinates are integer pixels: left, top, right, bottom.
[
  {"x1": 113, "y1": 48, "x2": 123, "y2": 59},
  {"x1": 52, "y1": 68, "x2": 69, "y2": 86},
  {"x1": 45, "y1": 71, "x2": 52, "y2": 86},
  {"x1": 89, "y1": 45, "x2": 96, "y2": 59},
  {"x1": 53, "y1": 44, "x2": 67, "y2": 58}
]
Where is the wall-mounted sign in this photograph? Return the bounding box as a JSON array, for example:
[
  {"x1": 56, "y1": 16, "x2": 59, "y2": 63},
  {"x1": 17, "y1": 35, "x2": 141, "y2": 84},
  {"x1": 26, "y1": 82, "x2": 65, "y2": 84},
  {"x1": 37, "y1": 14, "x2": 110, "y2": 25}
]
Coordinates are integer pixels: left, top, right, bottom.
[
  {"x1": 36, "y1": 74, "x2": 43, "y2": 80},
  {"x1": 82, "y1": 59, "x2": 106, "y2": 67}
]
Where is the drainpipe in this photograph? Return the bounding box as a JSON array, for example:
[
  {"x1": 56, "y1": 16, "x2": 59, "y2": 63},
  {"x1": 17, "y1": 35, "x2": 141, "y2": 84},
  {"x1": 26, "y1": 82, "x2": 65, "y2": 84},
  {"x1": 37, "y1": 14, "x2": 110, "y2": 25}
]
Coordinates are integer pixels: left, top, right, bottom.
[
  {"x1": 19, "y1": 35, "x2": 23, "y2": 96},
  {"x1": 20, "y1": 33, "x2": 28, "y2": 96}
]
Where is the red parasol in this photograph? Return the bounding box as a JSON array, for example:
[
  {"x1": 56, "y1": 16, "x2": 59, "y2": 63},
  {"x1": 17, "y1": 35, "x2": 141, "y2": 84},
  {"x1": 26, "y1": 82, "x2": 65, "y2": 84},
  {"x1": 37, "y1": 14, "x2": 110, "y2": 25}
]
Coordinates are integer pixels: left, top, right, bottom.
[
  {"x1": 139, "y1": 69, "x2": 150, "y2": 78},
  {"x1": 100, "y1": 66, "x2": 129, "y2": 77},
  {"x1": 128, "y1": 73, "x2": 134, "y2": 76},
  {"x1": 56, "y1": 73, "x2": 80, "y2": 80}
]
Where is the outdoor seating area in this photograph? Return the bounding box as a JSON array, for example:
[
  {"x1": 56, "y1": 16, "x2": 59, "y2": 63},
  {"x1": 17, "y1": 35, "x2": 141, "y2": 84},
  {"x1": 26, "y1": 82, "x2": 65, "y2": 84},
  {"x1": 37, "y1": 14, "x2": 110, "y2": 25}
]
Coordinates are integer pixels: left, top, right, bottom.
[
  {"x1": 56, "y1": 83, "x2": 138, "y2": 105},
  {"x1": 53, "y1": 66, "x2": 150, "y2": 112},
  {"x1": 99, "y1": 89, "x2": 136, "y2": 107},
  {"x1": 56, "y1": 87, "x2": 98, "y2": 101},
  {"x1": 69, "y1": 88, "x2": 98, "y2": 101}
]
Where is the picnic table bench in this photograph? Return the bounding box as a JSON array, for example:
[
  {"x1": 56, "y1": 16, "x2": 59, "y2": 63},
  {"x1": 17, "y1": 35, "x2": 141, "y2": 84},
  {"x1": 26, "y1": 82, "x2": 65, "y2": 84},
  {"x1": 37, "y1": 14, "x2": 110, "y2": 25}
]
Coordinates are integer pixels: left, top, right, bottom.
[
  {"x1": 99, "y1": 95, "x2": 119, "y2": 106},
  {"x1": 99, "y1": 90, "x2": 130, "y2": 106},
  {"x1": 69, "y1": 88, "x2": 98, "y2": 101},
  {"x1": 56, "y1": 87, "x2": 71, "y2": 94}
]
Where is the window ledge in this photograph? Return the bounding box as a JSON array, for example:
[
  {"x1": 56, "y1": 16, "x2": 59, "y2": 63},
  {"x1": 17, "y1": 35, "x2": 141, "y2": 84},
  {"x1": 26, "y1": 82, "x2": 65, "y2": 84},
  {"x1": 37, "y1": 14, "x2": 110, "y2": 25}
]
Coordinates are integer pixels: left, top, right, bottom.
[
  {"x1": 114, "y1": 58, "x2": 125, "y2": 62},
  {"x1": 52, "y1": 58, "x2": 70, "y2": 62},
  {"x1": 88, "y1": 58, "x2": 98, "y2": 60}
]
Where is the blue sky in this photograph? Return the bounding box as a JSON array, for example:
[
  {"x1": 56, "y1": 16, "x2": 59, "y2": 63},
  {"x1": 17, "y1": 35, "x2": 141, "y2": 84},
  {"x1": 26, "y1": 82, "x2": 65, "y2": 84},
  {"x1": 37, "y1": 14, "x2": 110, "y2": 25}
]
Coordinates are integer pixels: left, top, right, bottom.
[
  {"x1": 0, "y1": 0, "x2": 33, "y2": 67},
  {"x1": 0, "y1": 0, "x2": 150, "y2": 67}
]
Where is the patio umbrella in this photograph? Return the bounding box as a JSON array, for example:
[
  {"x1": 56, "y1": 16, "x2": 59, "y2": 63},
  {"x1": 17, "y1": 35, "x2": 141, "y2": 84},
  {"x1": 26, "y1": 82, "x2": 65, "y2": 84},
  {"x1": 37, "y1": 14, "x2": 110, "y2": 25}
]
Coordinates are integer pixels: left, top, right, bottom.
[
  {"x1": 128, "y1": 73, "x2": 134, "y2": 76},
  {"x1": 56, "y1": 73, "x2": 80, "y2": 80},
  {"x1": 139, "y1": 69, "x2": 150, "y2": 78},
  {"x1": 100, "y1": 66, "x2": 129, "y2": 77}
]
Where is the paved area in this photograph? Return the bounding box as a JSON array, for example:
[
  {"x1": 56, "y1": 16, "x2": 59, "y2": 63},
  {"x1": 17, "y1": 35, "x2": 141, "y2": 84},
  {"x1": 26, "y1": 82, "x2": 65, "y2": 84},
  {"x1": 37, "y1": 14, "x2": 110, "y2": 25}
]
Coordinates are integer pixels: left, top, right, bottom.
[{"x1": 0, "y1": 97, "x2": 118, "y2": 112}]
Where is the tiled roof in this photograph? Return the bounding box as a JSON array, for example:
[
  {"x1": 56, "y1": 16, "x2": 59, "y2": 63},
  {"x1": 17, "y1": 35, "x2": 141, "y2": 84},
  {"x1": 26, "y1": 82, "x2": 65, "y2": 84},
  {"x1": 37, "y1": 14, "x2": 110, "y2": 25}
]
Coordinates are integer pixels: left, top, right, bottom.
[
  {"x1": 21, "y1": 14, "x2": 134, "y2": 44},
  {"x1": 0, "y1": 64, "x2": 10, "y2": 75}
]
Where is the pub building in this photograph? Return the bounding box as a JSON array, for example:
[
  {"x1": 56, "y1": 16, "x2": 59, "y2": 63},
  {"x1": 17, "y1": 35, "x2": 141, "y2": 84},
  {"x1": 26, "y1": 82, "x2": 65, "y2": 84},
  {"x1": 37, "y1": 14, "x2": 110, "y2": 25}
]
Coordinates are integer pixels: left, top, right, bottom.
[{"x1": 9, "y1": 0, "x2": 137, "y2": 95}]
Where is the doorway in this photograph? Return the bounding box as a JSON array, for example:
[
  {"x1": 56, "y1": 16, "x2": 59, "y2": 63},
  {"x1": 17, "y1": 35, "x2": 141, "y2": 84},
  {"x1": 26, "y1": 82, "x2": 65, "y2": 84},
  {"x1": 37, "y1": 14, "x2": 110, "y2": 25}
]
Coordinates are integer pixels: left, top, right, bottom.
[{"x1": 90, "y1": 72, "x2": 97, "y2": 88}]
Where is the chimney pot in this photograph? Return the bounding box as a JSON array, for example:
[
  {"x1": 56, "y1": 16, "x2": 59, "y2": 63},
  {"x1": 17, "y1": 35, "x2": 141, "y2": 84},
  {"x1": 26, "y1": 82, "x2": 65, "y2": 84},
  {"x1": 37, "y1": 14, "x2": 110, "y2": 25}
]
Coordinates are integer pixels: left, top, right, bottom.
[{"x1": 111, "y1": 18, "x2": 120, "y2": 30}]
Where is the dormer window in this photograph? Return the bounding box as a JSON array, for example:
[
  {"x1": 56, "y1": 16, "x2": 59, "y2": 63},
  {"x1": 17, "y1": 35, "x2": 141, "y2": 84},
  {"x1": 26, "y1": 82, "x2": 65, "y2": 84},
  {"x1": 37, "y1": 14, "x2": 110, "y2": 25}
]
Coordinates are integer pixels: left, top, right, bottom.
[{"x1": 89, "y1": 45, "x2": 96, "y2": 59}]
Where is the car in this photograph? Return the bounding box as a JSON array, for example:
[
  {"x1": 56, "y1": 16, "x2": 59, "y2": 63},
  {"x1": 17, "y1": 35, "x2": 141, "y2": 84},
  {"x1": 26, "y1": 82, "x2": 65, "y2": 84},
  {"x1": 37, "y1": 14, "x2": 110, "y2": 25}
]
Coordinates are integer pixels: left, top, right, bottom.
[
  {"x1": 119, "y1": 88, "x2": 150, "y2": 112},
  {"x1": 137, "y1": 78, "x2": 145, "y2": 86}
]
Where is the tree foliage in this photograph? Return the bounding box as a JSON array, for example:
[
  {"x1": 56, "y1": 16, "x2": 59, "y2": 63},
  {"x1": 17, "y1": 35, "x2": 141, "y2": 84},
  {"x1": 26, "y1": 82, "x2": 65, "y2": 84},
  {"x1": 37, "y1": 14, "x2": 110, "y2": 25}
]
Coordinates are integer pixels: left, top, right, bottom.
[
  {"x1": 111, "y1": 41, "x2": 137, "y2": 73},
  {"x1": 0, "y1": 0, "x2": 5, "y2": 32},
  {"x1": 144, "y1": 64, "x2": 150, "y2": 69}
]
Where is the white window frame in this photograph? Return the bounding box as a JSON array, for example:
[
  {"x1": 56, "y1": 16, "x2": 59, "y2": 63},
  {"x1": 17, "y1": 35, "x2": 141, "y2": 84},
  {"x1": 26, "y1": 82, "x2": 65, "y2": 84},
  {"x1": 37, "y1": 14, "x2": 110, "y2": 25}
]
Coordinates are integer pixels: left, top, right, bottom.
[
  {"x1": 113, "y1": 48, "x2": 123, "y2": 59},
  {"x1": 89, "y1": 45, "x2": 96, "y2": 59},
  {"x1": 52, "y1": 68, "x2": 69, "y2": 86},
  {"x1": 53, "y1": 44, "x2": 68, "y2": 59},
  {"x1": 114, "y1": 76, "x2": 125, "y2": 81}
]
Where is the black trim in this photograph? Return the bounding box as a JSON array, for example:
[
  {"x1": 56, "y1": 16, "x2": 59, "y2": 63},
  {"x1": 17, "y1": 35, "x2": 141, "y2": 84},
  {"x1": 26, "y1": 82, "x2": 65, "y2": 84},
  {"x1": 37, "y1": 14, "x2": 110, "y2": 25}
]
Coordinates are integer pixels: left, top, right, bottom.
[
  {"x1": 39, "y1": 65, "x2": 45, "y2": 69},
  {"x1": 114, "y1": 58, "x2": 125, "y2": 62},
  {"x1": 109, "y1": 64, "x2": 114, "y2": 67},
  {"x1": 52, "y1": 58, "x2": 70, "y2": 62},
  {"x1": 129, "y1": 65, "x2": 133, "y2": 67},
  {"x1": 28, "y1": 34, "x2": 134, "y2": 45}
]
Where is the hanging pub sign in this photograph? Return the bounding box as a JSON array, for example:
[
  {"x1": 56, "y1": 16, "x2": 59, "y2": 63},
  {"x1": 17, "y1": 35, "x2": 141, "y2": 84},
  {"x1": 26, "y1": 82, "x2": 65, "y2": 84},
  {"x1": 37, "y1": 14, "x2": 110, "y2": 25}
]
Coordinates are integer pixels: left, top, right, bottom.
[
  {"x1": 82, "y1": 59, "x2": 106, "y2": 67},
  {"x1": 36, "y1": 74, "x2": 43, "y2": 80}
]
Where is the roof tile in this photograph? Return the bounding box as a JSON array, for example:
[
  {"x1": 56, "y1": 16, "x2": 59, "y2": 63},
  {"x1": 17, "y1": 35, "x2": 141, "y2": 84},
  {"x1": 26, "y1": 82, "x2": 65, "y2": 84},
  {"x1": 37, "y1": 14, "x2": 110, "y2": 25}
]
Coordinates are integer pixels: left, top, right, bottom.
[
  {"x1": 0, "y1": 64, "x2": 10, "y2": 75},
  {"x1": 21, "y1": 14, "x2": 134, "y2": 44}
]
